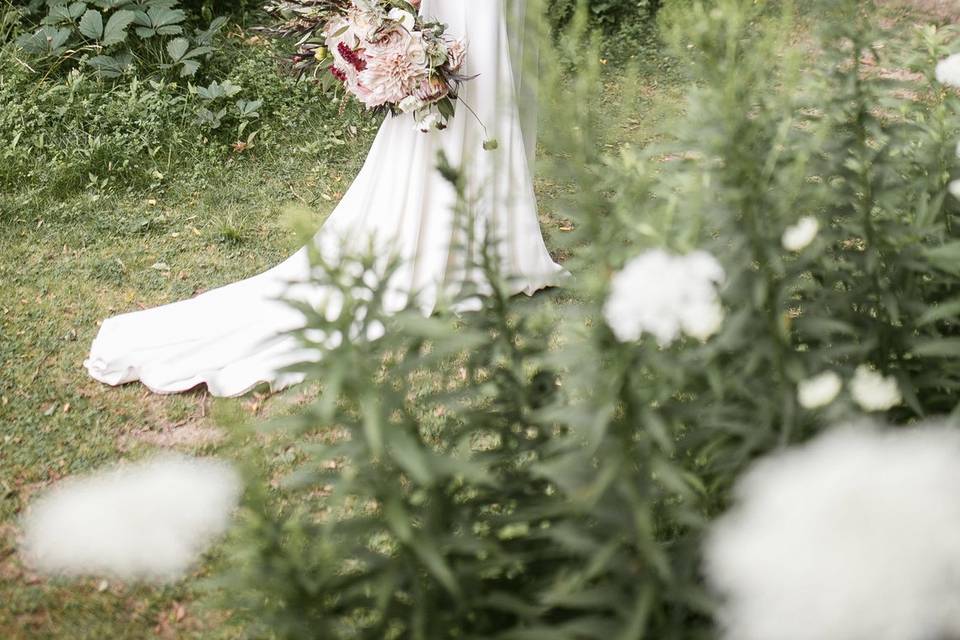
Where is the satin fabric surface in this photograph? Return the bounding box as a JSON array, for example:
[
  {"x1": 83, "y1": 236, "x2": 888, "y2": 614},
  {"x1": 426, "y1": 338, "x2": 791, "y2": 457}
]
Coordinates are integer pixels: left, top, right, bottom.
[{"x1": 85, "y1": 0, "x2": 565, "y2": 397}]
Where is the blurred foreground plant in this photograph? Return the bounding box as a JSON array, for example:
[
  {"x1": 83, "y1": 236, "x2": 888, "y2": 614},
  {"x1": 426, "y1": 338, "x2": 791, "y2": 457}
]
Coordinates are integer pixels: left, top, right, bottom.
[{"x1": 216, "y1": 1, "x2": 960, "y2": 638}]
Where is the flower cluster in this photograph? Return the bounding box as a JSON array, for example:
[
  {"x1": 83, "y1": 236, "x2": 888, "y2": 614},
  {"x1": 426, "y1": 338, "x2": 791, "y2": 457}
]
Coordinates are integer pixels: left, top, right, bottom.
[
  {"x1": 796, "y1": 366, "x2": 901, "y2": 412},
  {"x1": 705, "y1": 424, "x2": 960, "y2": 640},
  {"x1": 603, "y1": 249, "x2": 726, "y2": 345},
  {"x1": 273, "y1": 0, "x2": 469, "y2": 131},
  {"x1": 20, "y1": 455, "x2": 240, "y2": 583},
  {"x1": 935, "y1": 53, "x2": 960, "y2": 89}
]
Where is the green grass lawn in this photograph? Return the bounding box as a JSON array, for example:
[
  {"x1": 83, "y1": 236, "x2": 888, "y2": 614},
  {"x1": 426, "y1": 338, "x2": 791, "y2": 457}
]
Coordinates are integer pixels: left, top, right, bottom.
[
  {"x1": 2, "y1": 0, "x2": 949, "y2": 631},
  {"x1": 0, "y1": 33, "x2": 686, "y2": 636}
]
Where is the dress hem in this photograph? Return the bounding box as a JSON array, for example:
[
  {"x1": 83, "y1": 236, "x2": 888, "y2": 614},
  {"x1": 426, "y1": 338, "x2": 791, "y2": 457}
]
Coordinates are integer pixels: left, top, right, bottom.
[{"x1": 84, "y1": 269, "x2": 567, "y2": 398}]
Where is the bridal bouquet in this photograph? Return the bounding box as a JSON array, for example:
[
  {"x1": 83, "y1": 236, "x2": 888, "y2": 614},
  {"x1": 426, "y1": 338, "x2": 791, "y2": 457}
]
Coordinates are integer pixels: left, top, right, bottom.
[{"x1": 264, "y1": 0, "x2": 470, "y2": 131}]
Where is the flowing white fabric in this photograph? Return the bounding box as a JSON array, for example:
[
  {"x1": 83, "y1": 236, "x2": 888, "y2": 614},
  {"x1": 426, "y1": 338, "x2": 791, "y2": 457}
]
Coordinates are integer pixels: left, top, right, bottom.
[
  {"x1": 506, "y1": 0, "x2": 539, "y2": 174},
  {"x1": 84, "y1": 0, "x2": 565, "y2": 397}
]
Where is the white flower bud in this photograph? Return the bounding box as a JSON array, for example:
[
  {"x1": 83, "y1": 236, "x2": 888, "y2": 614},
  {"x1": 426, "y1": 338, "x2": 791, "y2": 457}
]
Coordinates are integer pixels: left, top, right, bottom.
[
  {"x1": 850, "y1": 365, "x2": 902, "y2": 412},
  {"x1": 797, "y1": 371, "x2": 842, "y2": 409},
  {"x1": 782, "y1": 216, "x2": 819, "y2": 252}
]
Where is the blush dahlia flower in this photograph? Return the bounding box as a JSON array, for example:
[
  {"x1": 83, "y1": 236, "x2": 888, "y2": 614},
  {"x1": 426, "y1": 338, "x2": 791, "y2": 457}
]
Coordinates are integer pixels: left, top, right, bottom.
[
  {"x1": 359, "y1": 30, "x2": 430, "y2": 108},
  {"x1": 312, "y1": 0, "x2": 470, "y2": 131}
]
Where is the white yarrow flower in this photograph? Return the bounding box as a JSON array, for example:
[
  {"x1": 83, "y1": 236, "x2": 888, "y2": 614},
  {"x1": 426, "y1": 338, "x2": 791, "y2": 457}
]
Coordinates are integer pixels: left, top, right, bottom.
[
  {"x1": 797, "y1": 371, "x2": 842, "y2": 409},
  {"x1": 603, "y1": 249, "x2": 725, "y2": 345},
  {"x1": 935, "y1": 54, "x2": 960, "y2": 88},
  {"x1": 705, "y1": 424, "x2": 960, "y2": 640},
  {"x1": 680, "y1": 299, "x2": 725, "y2": 342},
  {"x1": 949, "y1": 179, "x2": 960, "y2": 201},
  {"x1": 850, "y1": 365, "x2": 902, "y2": 412},
  {"x1": 20, "y1": 454, "x2": 241, "y2": 583},
  {"x1": 781, "y1": 216, "x2": 819, "y2": 252}
]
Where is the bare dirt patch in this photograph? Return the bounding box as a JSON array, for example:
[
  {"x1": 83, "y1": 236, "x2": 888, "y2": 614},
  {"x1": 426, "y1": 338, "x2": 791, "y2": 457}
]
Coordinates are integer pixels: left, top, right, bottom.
[
  {"x1": 126, "y1": 423, "x2": 226, "y2": 448},
  {"x1": 117, "y1": 391, "x2": 225, "y2": 450}
]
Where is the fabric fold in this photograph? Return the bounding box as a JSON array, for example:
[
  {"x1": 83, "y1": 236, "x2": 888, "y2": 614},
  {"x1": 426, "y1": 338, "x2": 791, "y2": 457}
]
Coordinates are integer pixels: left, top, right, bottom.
[{"x1": 85, "y1": 0, "x2": 566, "y2": 398}]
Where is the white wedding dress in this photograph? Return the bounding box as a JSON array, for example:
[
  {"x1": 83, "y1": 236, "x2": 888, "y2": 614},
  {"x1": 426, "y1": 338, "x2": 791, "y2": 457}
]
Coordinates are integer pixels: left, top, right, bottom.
[{"x1": 85, "y1": 0, "x2": 564, "y2": 397}]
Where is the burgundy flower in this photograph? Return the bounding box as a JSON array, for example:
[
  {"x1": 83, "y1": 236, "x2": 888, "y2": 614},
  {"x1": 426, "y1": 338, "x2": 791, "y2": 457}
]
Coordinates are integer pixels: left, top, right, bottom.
[{"x1": 337, "y1": 42, "x2": 367, "y2": 71}]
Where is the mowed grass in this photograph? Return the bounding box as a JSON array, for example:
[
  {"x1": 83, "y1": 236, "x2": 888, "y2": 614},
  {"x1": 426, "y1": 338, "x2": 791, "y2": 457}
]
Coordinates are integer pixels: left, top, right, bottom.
[
  {"x1": 0, "y1": 37, "x2": 685, "y2": 638},
  {"x1": 3, "y1": 0, "x2": 946, "y2": 630}
]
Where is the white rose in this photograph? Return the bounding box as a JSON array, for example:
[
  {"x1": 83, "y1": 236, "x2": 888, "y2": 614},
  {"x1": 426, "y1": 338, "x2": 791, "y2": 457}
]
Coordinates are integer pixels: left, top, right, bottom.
[
  {"x1": 346, "y1": 5, "x2": 382, "y2": 41},
  {"x1": 782, "y1": 216, "x2": 819, "y2": 252},
  {"x1": 850, "y1": 365, "x2": 902, "y2": 412},
  {"x1": 387, "y1": 7, "x2": 416, "y2": 31},
  {"x1": 797, "y1": 371, "x2": 842, "y2": 409}
]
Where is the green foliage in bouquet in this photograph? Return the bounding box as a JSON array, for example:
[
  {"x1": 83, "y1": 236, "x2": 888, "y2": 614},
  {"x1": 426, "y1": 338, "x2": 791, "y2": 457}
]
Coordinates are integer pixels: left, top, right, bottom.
[{"x1": 215, "y1": 0, "x2": 960, "y2": 637}]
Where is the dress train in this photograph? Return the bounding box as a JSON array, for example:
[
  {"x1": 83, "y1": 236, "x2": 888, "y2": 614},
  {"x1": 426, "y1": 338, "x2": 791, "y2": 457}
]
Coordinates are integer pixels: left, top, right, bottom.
[{"x1": 84, "y1": 0, "x2": 565, "y2": 397}]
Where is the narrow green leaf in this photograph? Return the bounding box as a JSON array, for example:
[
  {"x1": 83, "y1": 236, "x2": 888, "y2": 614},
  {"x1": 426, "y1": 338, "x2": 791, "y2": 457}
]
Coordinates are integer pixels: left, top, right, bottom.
[
  {"x1": 388, "y1": 429, "x2": 434, "y2": 486},
  {"x1": 918, "y1": 297, "x2": 960, "y2": 326},
  {"x1": 409, "y1": 538, "x2": 460, "y2": 598},
  {"x1": 924, "y1": 242, "x2": 960, "y2": 275},
  {"x1": 911, "y1": 338, "x2": 960, "y2": 358},
  {"x1": 382, "y1": 496, "x2": 412, "y2": 542},
  {"x1": 360, "y1": 394, "x2": 384, "y2": 457}
]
